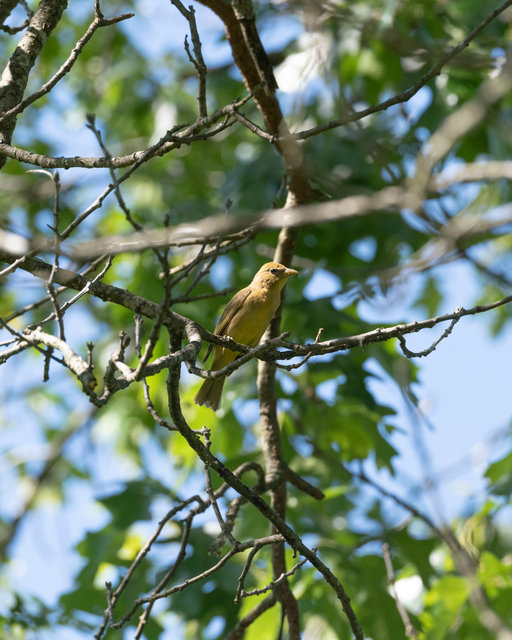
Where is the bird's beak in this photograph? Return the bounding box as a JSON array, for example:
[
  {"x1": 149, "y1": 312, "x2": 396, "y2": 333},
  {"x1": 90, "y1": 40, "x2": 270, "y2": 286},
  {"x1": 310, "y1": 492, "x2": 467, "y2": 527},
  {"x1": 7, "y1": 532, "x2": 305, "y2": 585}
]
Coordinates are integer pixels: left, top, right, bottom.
[{"x1": 284, "y1": 267, "x2": 298, "y2": 277}]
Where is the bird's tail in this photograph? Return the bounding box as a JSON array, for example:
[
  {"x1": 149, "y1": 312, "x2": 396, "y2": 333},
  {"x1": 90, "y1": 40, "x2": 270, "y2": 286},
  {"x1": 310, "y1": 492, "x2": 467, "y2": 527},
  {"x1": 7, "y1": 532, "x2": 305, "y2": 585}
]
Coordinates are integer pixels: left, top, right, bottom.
[{"x1": 194, "y1": 376, "x2": 225, "y2": 412}]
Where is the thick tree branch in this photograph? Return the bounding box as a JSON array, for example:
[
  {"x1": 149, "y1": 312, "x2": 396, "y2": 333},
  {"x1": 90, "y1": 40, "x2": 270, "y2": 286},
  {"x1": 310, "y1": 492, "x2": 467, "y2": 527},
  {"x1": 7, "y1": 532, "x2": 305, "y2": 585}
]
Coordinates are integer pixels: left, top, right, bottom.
[
  {"x1": 255, "y1": 225, "x2": 301, "y2": 637},
  {"x1": 197, "y1": 0, "x2": 310, "y2": 206},
  {"x1": 0, "y1": 0, "x2": 68, "y2": 168}
]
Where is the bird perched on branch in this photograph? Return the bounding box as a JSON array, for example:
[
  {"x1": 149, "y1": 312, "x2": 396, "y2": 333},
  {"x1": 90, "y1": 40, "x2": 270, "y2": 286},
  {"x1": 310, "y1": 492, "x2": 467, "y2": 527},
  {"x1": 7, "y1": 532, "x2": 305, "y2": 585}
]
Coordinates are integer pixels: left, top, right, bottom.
[{"x1": 194, "y1": 261, "x2": 298, "y2": 412}]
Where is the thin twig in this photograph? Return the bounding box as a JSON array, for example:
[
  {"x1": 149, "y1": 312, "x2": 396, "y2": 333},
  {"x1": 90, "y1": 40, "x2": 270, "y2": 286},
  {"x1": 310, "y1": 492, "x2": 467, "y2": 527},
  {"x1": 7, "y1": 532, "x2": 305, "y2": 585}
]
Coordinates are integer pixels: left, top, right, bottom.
[
  {"x1": 235, "y1": 544, "x2": 267, "y2": 604},
  {"x1": 86, "y1": 114, "x2": 142, "y2": 230},
  {"x1": 0, "y1": 94, "x2": 254, "y2": 170},
  {"x1": 3, "y1": 254, "x2": 112, "y2": 323},
  {"x1": 382, "y1": 543, "x2": 419, "y2": 639},
  {"x1": 225, "y1": 594, "x2": 277, "y2": 640},
  {"x1": 397, "y1": 315, "x2": 461, "y2": 358},
  {"x1": 133, "y1": 516, "x2": 194, "y2": 638},
  {"x1": 109, "y1": 534, "x2": 285, "y2": 631},
  {"x1": 133, "y1": 315, "x2": 177, "y2": 431},
  {"x1": 22, "y1": 326, "x2": 97, "y2": 396},
  {"x1": 168, "y1": 286, "x2": 236, "y2": 305},
  {"x1": 166, "y1": 339, "x2": 365, "y2": 640},
  {"x1": 37, "y1": 256, "x2": 114, "y2": 327},
  {"x1": 277, "y1": 328, "x2": 323, "y2": 370},
  {"x1": 203, "y1": 427, "x2": 239, "y2": 547},
  {"x1": 28, "y1": 169, "x2": 66, "y2": 343},
  {"x1": 171, "y1": 0, "x2": 208, "y2": 117},
  {"x1": 163, "y1": 226, "x2": 256, "y2": 287},
  {"x1": 240, "y1": 556, "x2": 308, "y2": 600},
  {"x1": 293, "y1": 0, "x2": 512, "y2": 141},
  {"x1": 285, "y1": 466, "x2": 324, "y2": 501},
  {"x1": 0, "y1": 11, "x2": 134, "y2": 125}
]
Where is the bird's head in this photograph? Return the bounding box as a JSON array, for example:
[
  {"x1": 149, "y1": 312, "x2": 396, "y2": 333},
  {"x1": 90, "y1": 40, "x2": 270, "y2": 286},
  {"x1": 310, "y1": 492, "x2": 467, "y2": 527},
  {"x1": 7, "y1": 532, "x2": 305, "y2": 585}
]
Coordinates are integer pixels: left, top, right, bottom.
[{"x1": 252, "y1": 262, "x2": 298, "y2": 289}]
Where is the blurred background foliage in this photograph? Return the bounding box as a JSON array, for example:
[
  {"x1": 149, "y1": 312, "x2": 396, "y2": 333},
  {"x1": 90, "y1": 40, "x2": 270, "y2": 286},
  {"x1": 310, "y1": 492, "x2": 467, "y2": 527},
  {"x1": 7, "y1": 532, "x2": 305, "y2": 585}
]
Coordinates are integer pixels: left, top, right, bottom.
[{"x1": 1, "y1": 0, "x2": 512, "y2": 639}]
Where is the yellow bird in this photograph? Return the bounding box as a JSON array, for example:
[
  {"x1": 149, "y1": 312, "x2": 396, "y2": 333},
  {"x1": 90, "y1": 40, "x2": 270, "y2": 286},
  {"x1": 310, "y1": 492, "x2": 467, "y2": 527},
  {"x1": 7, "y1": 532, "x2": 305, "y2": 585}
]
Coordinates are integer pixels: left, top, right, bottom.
[{"x1": 194, "y1": 261, "x2": 298, "y2": 411}]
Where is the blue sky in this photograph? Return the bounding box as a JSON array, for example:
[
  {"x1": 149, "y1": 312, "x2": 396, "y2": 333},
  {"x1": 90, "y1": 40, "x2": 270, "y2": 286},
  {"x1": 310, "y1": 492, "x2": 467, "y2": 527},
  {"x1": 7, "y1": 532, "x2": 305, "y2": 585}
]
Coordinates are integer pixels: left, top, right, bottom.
[{"x1": 301, "y1": 261, "x2": 512, "y2": 521}]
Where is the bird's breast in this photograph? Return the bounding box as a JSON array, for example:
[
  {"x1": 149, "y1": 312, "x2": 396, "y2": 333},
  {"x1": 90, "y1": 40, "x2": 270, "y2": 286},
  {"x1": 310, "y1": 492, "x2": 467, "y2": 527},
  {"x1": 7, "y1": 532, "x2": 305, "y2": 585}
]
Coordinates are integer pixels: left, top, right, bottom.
[{"x1": 226, "y1": 287, "x2": 281, "y2": 346}]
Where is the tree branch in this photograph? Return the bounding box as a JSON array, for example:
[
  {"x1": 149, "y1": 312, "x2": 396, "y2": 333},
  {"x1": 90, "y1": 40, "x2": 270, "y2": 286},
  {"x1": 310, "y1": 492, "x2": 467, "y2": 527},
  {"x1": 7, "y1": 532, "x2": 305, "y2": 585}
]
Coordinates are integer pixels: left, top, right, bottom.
[
  {"x1": 166, "y1": 331, "x2": 364, "y2": 639},
  {"x1": 0, "y1": 0, "x2": 68, "y2": 169},
  {"x1": 0, "y1": 94, "x2": 252, "y2": 169},
  {"x1": 0, "y1": 10, "x2": 134, "y2": 127},
  {"x1": 293, "y1": 0, "x2": 512, "y2": 140}
]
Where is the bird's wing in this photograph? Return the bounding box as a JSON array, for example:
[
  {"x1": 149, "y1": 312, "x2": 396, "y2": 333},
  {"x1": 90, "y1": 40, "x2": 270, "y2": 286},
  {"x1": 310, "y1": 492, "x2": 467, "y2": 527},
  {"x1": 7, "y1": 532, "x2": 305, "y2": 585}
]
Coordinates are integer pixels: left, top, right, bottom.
[{"x1": 203, "y1": 285, "x2": 252, "y2": 362}]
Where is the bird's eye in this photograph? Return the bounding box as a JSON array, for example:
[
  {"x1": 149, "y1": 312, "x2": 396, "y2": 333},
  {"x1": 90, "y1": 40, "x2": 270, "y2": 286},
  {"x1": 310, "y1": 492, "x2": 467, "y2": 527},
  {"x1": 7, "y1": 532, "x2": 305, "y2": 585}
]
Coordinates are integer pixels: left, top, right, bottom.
[{"x1": 270, "y1": 267, "x2": 280, "y2": 275}]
